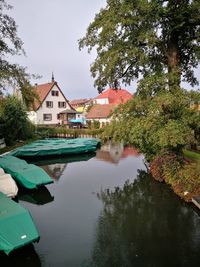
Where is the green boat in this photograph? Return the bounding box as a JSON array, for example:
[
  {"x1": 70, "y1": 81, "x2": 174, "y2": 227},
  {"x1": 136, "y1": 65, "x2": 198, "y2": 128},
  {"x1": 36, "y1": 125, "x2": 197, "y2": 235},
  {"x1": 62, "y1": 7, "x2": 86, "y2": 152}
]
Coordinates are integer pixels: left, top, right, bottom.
[
  {"x1": 9, "y1": 138, "x2": 101, "y2": 158},
  {"x1": 0, "y1": 156, "x2": 53, "y2": 189},
  {"x1": 0, "y1": 192, "x2": 39, "y2": 255}
]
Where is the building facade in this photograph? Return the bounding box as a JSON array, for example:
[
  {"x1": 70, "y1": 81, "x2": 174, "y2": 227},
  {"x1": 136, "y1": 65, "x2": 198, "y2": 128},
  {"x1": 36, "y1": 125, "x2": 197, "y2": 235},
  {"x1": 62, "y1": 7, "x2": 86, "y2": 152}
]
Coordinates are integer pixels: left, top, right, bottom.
[
  {"x1": 87, "y1": 88, "x2": 133, "y2": 127},
  {"x1": 28, "y1": 78, "x2": 75, "y2": 125}
]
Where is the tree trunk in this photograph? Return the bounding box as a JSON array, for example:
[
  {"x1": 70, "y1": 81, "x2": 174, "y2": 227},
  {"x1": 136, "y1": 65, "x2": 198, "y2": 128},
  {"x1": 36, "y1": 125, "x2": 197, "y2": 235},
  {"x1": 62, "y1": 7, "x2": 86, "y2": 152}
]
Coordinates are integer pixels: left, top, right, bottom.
[{"x1": 167, "y1": 36, "x2": 181, "y2": 91}]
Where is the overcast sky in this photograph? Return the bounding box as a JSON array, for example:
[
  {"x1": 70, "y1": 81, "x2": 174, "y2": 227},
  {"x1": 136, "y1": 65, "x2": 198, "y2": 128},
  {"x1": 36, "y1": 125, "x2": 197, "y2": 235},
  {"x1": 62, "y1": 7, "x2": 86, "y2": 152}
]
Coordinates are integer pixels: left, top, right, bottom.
[
  {"x1": 8, "y1": 0, "x2": 199, "y2": 100},
  {"x1": 8, "y1": 0, "x2": 109, "y2": 100}
]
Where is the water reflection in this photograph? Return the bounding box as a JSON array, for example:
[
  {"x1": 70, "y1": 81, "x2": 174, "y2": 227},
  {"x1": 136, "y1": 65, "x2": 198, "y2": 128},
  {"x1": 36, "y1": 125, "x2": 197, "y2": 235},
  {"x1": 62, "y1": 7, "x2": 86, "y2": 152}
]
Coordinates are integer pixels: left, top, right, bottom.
[
  {"x1": 30, "y1": 153, "x2": 96, "y2": 166},
  {"x1": 0, "y1": 244, "x2": 42, "y2": 267},
  {"x1": 29, "y1": 153, "x2": 96, "y2": 181},
  {"x1": 86, "y1": 170, "x2": 200, "y2": 267},
  {"x1": 18, "y1": 186, "x2": 54, "y2": 205},
  {"x1": 96, "y1": 143, "x2": 140, "y2": 164},
  {"x1": 1, "y1": 143, "x2": 200, "y2": 266}
]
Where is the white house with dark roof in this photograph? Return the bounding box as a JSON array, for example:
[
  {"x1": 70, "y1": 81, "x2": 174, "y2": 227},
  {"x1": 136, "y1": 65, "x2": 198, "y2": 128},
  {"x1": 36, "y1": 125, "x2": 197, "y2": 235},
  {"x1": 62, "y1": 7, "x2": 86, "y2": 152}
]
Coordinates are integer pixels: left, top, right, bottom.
[{"x1": 28, "y1": 76, "x2": 76, "y2": 125}]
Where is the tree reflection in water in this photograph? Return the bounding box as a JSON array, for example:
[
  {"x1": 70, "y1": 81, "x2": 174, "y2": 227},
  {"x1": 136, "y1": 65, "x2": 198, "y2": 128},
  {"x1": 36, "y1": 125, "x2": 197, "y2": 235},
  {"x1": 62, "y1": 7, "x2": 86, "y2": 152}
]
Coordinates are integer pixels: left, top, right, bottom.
[{"x1": 86, "y1": 170, "x2": 200, "y2": 267}]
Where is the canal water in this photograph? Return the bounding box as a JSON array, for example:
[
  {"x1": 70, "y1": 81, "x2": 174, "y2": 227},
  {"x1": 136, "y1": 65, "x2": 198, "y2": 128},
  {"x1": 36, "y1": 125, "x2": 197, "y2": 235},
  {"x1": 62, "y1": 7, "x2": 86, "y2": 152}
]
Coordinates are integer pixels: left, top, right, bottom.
[{"x1": 1, "y1": 143, "x2": 200, "y2": 266}]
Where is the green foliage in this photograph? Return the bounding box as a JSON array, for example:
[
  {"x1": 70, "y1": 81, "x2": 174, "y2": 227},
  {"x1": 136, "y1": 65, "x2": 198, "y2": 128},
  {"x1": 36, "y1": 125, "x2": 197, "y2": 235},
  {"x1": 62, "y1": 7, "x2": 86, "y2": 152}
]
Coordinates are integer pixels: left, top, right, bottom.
[
  {"x1": 80, "y1": 0, "x2": 200, "y2": 159},
  {"x1": 183, "y1": 149, "x2": 200, "y2": 161},
  {"x1": 0, "y1": 0, "x2": 38, "y2": 107},
  {"x1": 150, "y1": 151, "x2": 183, "y2": 182},
  {"x1": 0, "y1": 96, "x2": 34, "y2": 145},
  {"x1": 87, "y1": 120, "x2": 100, "y2": 129},
  {"x1": 36, "y1": 126, "x2": 103, "y2": 138},
  {"x1": 178, "y1": 163, "x2": 200, "y2": 193},
  {"x1": 150, "y1": 151, "x2": 200, "y2": 200},
  {"x1": 80, "y1": 0, "x2": 200, "y2": 92},
  {"x1": 103, "y1": 89, "x2": 200, "y2": 160}
]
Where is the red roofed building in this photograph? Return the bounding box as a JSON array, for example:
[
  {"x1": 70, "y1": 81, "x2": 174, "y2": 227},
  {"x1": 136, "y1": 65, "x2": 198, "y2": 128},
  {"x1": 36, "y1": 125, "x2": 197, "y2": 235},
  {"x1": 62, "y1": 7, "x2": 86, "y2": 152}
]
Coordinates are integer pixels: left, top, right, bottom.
[
  {"x1": 28, "y1": 75, "x2": 75, "y2": 125},
  {"x1": 87, "y1": 88, "x2": 133, "y2": 127},
  {"x1": 94, "y1": 88, "x2": 133, "y2": 105},
  {"x1": 86, "y1": 104, "x2": 116, "y2": 119},
  {"x1": 70, "y1": 98, "x2": 92, "y2": 110}
]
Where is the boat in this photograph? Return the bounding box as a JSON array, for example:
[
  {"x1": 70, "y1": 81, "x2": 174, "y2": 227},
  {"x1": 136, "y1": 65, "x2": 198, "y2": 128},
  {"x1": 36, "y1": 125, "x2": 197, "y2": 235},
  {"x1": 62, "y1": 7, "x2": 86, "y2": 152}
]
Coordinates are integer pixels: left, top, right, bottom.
[
  {"x1": 0, "y1": 192, "x2": 39, "y2": 255},
  {"x1": 0, "y1": 168, "x2": 18, "y2": 198},
  {"x1": 9, "y1": 138, "x2": 101, "y2": 158},
  {"x1": 0, "y1": 156, "x2": 53, "y2": 189}
]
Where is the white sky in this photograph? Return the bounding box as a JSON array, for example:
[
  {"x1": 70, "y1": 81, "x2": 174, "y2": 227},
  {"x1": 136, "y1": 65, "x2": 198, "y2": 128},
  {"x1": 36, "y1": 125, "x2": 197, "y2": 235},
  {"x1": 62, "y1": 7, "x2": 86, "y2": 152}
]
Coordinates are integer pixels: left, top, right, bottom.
[{"x1": 7, "y1": 0, "x2": 199, "y2": 100}]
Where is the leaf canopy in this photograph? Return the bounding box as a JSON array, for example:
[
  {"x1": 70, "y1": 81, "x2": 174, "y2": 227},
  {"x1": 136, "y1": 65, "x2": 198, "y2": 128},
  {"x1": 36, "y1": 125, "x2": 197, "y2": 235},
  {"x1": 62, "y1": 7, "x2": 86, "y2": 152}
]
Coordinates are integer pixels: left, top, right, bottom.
[{"x1": 80, "y1": 0, "x2": 200, "y2": 92}]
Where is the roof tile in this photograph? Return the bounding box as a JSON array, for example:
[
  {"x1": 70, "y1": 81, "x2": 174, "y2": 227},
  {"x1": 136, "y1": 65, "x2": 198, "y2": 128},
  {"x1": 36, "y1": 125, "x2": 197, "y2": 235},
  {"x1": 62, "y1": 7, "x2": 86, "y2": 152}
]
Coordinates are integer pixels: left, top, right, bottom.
[
  {"x1": 95, "y1": 88, "x2": 133, "y2": 104},
  {"x1": 33, "y1": 82, "x2": 55, "y2": 110},
  {"x1": 86, "y1": 104, "x2": 117, "y2": 119}
]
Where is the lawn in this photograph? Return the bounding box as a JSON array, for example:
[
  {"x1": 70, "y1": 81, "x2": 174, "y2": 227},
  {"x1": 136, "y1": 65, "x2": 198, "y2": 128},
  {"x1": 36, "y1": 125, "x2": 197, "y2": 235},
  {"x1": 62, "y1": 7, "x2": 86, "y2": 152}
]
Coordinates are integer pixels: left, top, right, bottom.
[{"x1": 183, "y1": 149, "x2": 200, "y2": 161}]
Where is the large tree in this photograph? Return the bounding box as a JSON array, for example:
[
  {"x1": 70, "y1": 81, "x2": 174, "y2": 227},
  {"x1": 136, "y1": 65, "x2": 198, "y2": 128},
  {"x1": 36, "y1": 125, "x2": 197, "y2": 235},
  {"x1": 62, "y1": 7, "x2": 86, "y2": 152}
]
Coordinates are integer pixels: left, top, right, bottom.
[
  {"x1": 0, "y1": 0, "x2": 36, "y2": 107},
  {"x1": 80, "y1": 0, "x2": 200, "y2": 160},
  {"x1": 79, "y1": 0, "x2": 200, "y2": 93}
]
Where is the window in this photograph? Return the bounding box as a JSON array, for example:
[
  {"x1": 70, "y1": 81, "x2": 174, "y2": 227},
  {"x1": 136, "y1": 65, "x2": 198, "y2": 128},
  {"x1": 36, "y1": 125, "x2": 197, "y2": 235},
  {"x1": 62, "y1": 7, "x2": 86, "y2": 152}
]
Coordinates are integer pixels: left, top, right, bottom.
[
  {"x1": 43, "y1": 114, "x2": 52, "y2": 121},
  {"x1": 46, "y1": 101, "x2": 53, "y2": 108},
  {"x1": 58, "y1": 101, "x2": 66, "y2": 108},
  {"x1": 51, "y1": 90, "x2": 59, "y2": 96}
]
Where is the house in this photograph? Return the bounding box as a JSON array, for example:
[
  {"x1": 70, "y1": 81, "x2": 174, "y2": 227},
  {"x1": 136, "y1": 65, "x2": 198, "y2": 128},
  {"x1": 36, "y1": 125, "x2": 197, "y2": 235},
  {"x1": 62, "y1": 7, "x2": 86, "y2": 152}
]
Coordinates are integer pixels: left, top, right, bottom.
[
  {"x1": 70, "y1": 98, "x2": 92, "y2": 112},
  {"x1": 93, "y1": 88, "x2": 133, "y2": 105},
  {"x1": 86, "y1": 88, "x2": 133, "y2": 127},
  {"x1": 86, "y1": 104, "x2": 116, "y2": 127},
  {"x1": 28, "y1": 76, "x2": 75, "y2": 125}
]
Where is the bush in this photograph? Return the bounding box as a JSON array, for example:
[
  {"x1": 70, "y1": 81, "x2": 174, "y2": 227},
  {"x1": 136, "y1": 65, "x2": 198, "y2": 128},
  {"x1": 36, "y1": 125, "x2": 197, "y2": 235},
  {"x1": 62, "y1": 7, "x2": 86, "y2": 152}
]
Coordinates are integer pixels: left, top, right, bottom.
[
  {"x1": 36, "y1": 126, "x2": 104, "y2": 138},
  {"x1": 0, "y1": 96, "x2": 34, "y2": 145},
  {"x1": 87, "y1": 120, "x2": 100, "y2": 129},
  {"x1": 150, "y1": 151, "x2": 183, "y2": 183}
]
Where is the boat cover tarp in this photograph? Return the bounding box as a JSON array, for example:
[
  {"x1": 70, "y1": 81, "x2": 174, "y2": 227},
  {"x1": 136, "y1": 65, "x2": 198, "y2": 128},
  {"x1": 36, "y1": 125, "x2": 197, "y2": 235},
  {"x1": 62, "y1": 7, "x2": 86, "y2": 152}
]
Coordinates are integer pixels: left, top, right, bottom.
[
  {"x1": 0, "y1": 192, "x2": 39, "y2": 255},
  {"x1": 9, "y1": 138, "x2": 100, "y2": 158},
  {"x1": 0, "y1": 156, "x2": 53, "y2": 189},
  {"x1": 0, "y1": 173, "x2": 18, "y2": 198}
]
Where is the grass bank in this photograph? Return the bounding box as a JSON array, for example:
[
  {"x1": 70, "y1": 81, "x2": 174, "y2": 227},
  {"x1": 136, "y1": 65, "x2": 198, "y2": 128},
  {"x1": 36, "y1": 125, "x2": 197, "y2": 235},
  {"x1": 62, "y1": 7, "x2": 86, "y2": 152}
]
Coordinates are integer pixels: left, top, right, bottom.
[
  {"x1": 183, "y1": 149, "x2": 200, "y2": 161},
  {"x1": 150, "y1": 150, "x2": 200, "y2": 202}
]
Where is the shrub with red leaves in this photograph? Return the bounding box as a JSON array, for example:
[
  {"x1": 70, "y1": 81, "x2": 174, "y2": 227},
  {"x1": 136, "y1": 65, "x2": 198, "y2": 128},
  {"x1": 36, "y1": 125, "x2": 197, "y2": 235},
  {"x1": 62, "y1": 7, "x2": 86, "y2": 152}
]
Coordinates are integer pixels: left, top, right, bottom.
[{"x1": 150, "y1": 151, "x2": 183, "y2": 182}]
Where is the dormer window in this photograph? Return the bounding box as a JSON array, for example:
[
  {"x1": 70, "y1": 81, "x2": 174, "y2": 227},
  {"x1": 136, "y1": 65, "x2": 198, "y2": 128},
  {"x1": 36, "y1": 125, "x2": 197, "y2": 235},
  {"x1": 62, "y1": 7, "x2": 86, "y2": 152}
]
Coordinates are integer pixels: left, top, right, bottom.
[{"x1": 51, "y1": 90, "x2": 59, "y2": 96}]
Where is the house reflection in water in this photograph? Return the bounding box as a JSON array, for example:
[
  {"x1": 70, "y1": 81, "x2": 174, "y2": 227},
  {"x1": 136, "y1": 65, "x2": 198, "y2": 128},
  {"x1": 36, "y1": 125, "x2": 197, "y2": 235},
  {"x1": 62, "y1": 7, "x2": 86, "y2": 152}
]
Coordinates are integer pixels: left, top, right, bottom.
[
  {"x1": 41, "y1": 163, "x2": 67, "y2": 181},
  {"x1": 35, "y1": 154, "x2": 96, "y2": 181},
  {"x1": 96, "y1": 142, "x2": 140, "y2": 164}
]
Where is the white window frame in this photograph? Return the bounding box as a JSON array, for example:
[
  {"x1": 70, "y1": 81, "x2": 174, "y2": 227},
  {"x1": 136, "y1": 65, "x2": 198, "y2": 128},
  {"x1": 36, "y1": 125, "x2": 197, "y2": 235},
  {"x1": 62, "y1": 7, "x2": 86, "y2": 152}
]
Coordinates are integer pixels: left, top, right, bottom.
[
  {"x1": 43, "y1": 114, "x2": 52, "y2": 121},
  {"x1": 46, "y1": 101, "x2": 53, "y2": 108},
  {"x1": 51, "y1": 90, "x2": 59, "y2": 96},
  {"x1": 58, "y1": 101, "x2": 66, "y2": 108}
]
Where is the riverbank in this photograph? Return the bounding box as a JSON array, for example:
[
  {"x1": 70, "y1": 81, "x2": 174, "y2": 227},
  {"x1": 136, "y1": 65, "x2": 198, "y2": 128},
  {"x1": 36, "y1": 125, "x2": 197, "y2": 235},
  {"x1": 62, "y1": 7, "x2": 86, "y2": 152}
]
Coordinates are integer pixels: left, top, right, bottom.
[
  {"x1": 150, "y1": 150, "x2": 200, "y2": 202},
  {"x1": 0, "y1": 139, "x2": 38, "y2": 155}
]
